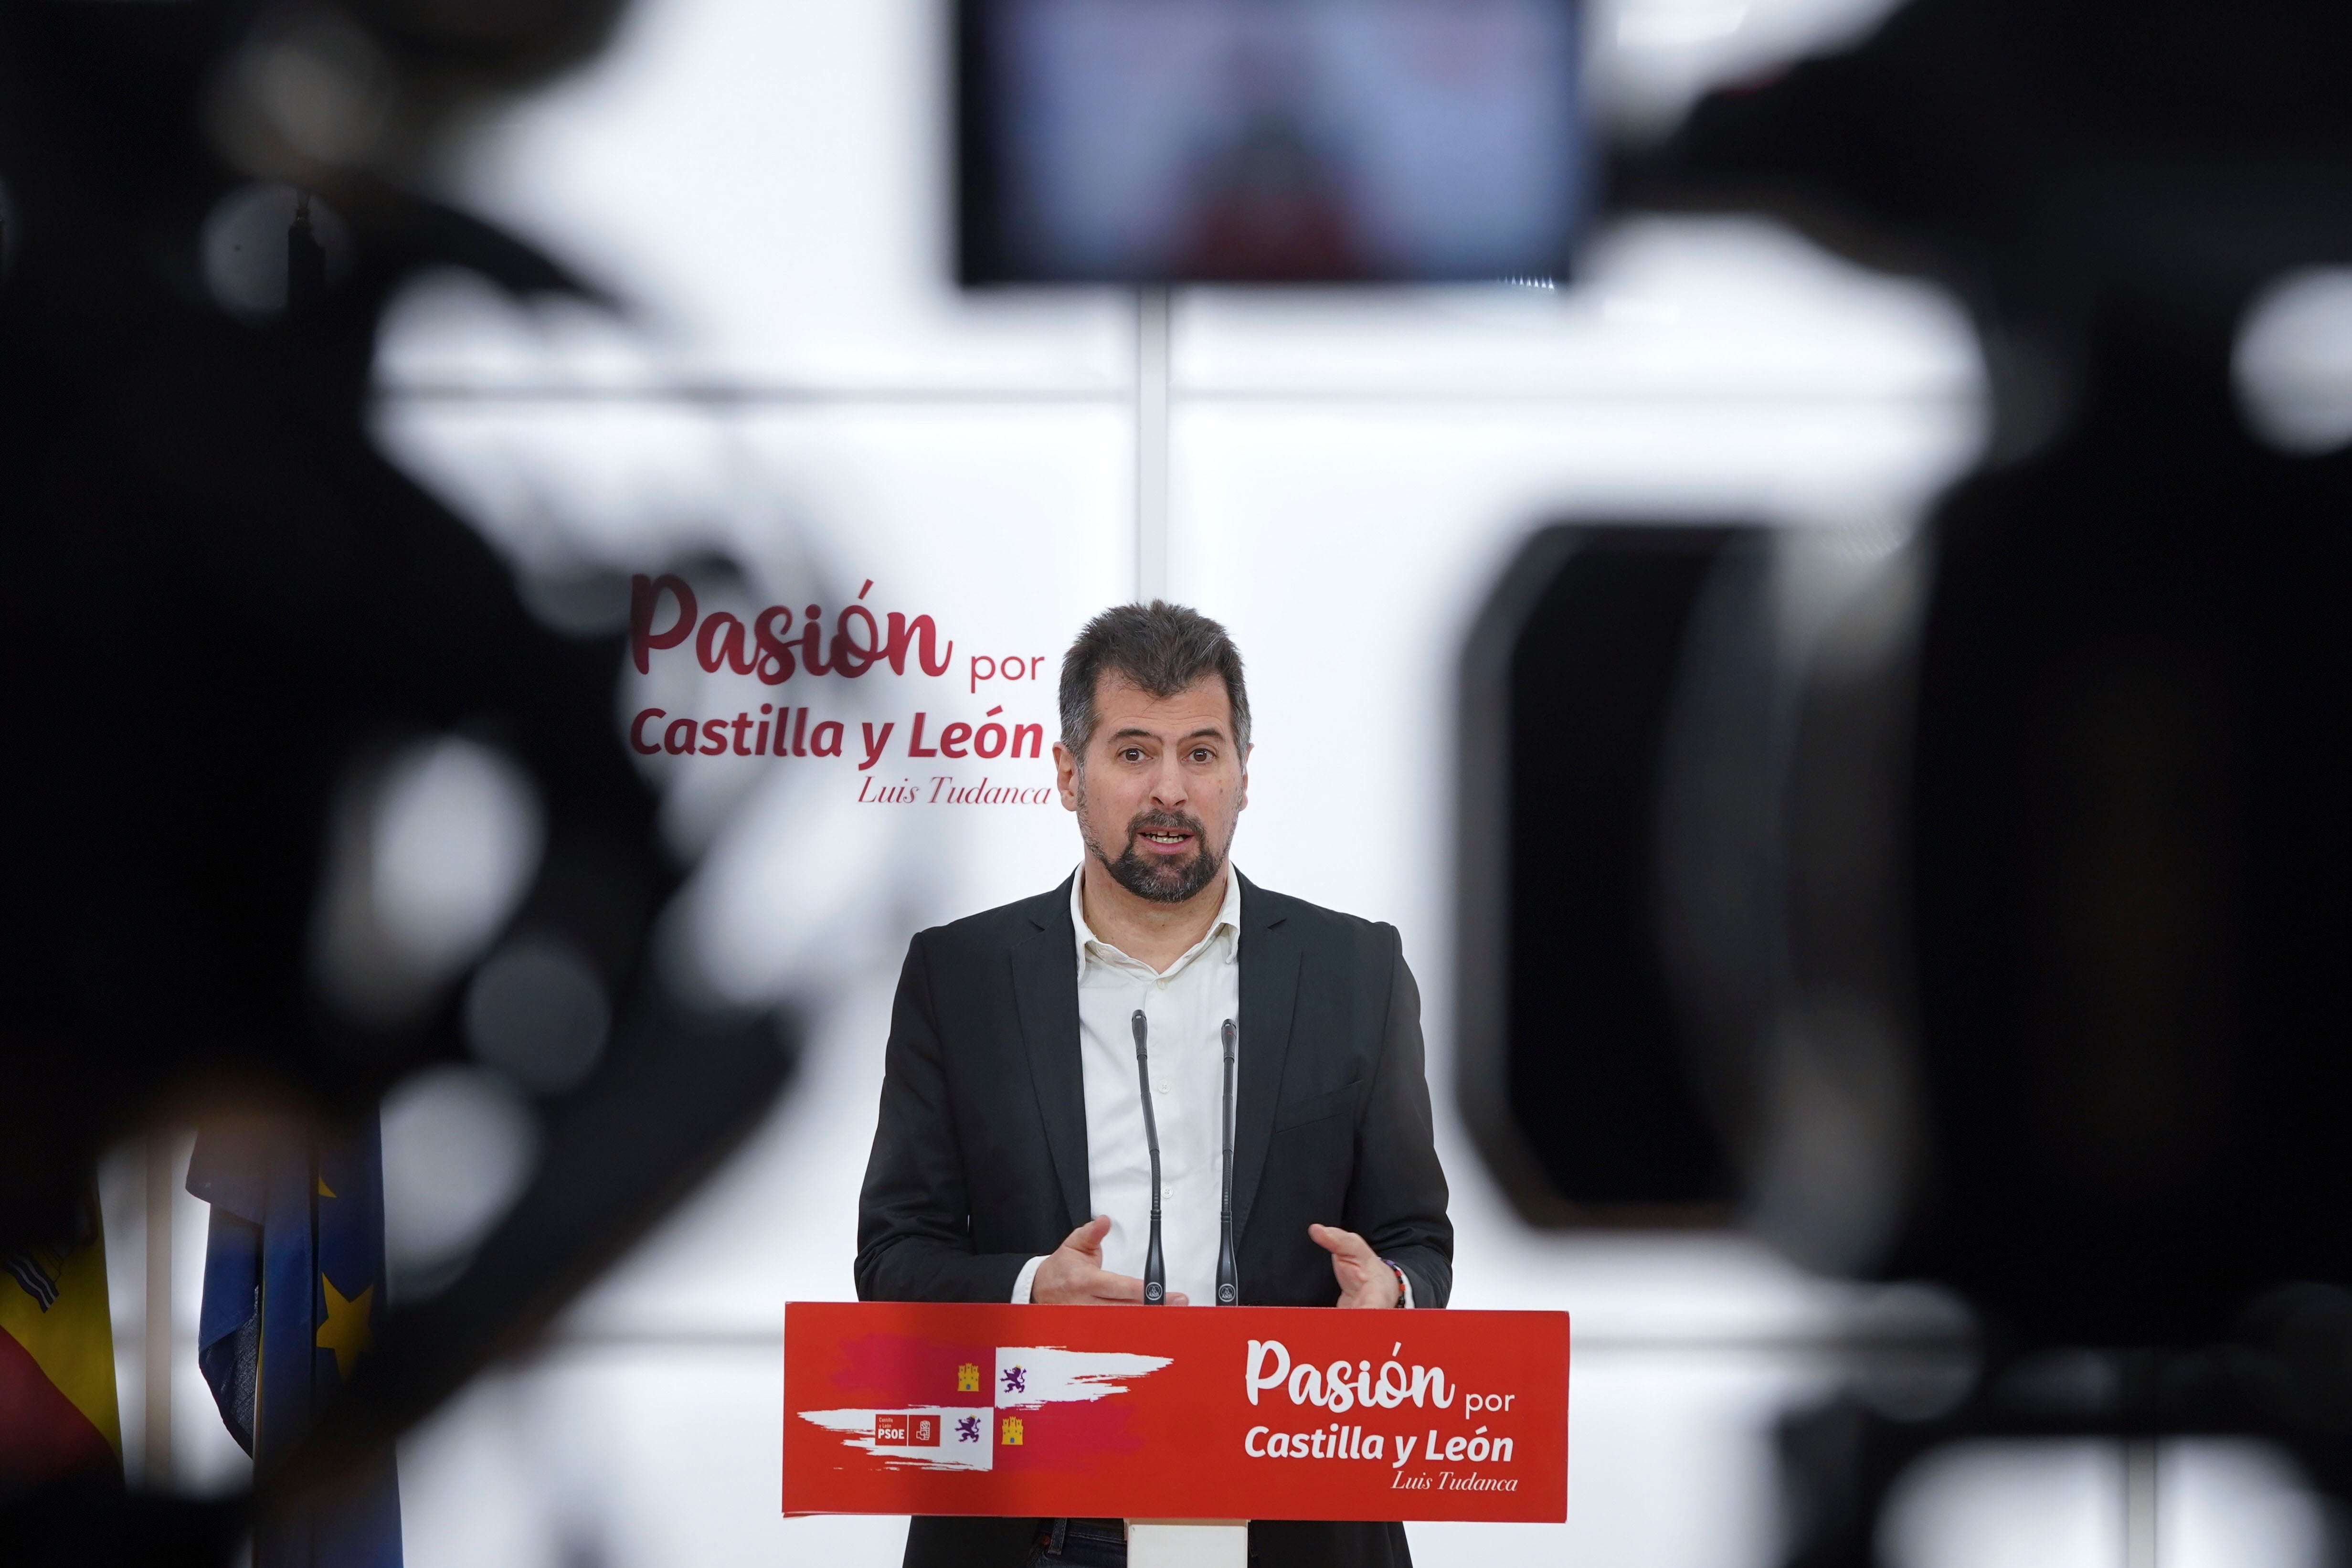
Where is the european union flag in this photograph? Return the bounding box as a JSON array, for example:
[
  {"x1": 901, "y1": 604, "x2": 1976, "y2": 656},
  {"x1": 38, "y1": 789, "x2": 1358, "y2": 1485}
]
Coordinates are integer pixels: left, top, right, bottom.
[{"x1": 188, "y1": 1117, "x2": 402, "y2": 1568}]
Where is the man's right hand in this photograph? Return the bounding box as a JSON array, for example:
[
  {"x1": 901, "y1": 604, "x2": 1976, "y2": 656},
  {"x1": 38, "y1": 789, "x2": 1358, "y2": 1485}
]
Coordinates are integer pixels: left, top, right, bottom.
[{"x1": 1028, "y1": 1215, "x2": 1188, "y2": 1305}]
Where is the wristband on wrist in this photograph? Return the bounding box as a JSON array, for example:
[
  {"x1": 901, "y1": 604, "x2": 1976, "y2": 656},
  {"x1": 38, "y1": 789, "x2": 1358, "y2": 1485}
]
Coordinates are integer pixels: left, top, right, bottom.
[{"x1": 1384, "y1": 1260, "x2": 1409, "y2": 1306}]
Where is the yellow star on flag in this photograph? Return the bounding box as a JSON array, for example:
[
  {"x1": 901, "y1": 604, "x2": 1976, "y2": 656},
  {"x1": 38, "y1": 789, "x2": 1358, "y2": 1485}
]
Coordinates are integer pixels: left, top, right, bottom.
[{"x1": 315, "y1": 1274, "x2": 374, "y2": 1381}]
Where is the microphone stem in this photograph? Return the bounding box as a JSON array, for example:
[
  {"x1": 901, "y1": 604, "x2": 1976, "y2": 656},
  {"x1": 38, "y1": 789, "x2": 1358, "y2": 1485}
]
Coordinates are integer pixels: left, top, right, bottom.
[
  {"x1": 1218, "y1": 1017, "x2": 1240, "y2": 1305},
  {"x1": 1132, "y1": 1009, "x2": 1166, "y2": 1304}
]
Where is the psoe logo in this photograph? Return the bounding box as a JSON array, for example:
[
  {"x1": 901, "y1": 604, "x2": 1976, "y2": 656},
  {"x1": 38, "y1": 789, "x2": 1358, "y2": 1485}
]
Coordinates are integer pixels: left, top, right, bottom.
[{"x1": 872, "y1": 1413, "x2": 940, "y2": 1447}]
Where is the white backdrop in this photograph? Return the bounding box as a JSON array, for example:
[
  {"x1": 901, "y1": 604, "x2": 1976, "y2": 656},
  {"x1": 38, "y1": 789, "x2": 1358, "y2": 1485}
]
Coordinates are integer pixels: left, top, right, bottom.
[{"x1": 356, "y1": 0, "x2": 2009, "y2": 1562}]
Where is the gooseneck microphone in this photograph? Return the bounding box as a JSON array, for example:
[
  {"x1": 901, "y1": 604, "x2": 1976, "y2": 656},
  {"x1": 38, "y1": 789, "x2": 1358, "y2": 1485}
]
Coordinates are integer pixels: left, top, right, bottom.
[
  {"x1": 1131, "y1": 1009, "x2": 1167, "y2": 1304},
  {"x1": 1218, "y1": 1018, "x2": 1240, "y2": 1305}
]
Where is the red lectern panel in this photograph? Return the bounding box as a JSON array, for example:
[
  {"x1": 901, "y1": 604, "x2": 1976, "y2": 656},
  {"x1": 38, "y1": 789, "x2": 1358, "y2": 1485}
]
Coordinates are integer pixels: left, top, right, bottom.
[{"x1": 783, "y1": 1302, "x2": 1568, "y2": 1523}]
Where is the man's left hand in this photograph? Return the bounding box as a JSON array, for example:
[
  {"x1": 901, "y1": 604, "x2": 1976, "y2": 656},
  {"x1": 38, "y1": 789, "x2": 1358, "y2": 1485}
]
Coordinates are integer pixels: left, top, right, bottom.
[{"x1": 1309, "y1": 1223, "x2": 1401, "y2": 1309}]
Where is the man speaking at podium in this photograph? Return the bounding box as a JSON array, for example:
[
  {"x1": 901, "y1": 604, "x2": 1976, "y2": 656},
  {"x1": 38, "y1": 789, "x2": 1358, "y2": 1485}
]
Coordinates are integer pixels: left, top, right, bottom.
[{"x1": 857, "y1": 602, "x2": 1453, "y2": 1568}]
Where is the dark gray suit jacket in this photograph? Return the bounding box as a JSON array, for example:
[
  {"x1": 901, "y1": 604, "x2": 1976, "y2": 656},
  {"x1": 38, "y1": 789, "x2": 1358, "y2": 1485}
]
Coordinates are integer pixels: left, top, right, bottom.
[{"x1": 856, "y1": 873, "x2": 1452, "y2": 1568}]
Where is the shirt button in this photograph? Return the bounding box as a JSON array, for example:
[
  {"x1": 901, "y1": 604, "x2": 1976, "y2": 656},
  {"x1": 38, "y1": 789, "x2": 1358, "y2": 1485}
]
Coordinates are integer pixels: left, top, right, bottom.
[
  {"x1": 1154, "y1": 1079, "x2": 1170, "y2": 1094},
  {"x1": 1155, "y1": 978, "x2": 1168, "y2": 990}
]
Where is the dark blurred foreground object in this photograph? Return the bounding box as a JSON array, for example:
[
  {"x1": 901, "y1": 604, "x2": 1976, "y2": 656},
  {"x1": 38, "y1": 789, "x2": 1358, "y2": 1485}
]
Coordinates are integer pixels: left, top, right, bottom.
[
  {"x1": 0, "y1": 0, "x2": 791, "y2": 1557},
  {"x1": 956, "y1": 0, "x2": 1589, "y2": 284},
  {"x1": 1462, "y1": 0, "x2": 2352, "y2": 1557},
  {"x1": 1458, "y1": 525, "x2": 1751, "y2": 1229},
  {"x1": 1462, "y1": 523, "x2": 1923, "y2": 1262}
]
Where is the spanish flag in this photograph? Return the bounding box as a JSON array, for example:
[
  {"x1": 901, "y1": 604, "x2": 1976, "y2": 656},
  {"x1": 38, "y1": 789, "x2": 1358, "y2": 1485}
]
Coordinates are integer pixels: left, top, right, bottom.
[{"x1": 0, "y1": 1196, "x2": 122, "y2": 1490}]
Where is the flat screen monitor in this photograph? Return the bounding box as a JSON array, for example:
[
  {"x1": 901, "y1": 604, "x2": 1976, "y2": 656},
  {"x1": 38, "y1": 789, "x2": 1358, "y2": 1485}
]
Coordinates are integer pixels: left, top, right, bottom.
[{"x1": 958, "y1": 0, "x2": 1588, "y2": 285}]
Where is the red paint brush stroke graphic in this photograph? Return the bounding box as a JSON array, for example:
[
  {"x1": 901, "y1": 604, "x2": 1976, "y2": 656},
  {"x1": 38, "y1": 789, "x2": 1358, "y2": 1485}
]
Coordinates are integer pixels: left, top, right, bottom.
[{"x1": 783, "y1": 1302, "x2": 1569, "y2": 1524}]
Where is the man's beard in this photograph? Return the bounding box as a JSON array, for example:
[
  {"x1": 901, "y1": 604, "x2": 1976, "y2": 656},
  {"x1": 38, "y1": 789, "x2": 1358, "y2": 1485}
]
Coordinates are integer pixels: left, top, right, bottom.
[{"x1": 1081, "y1": 796, "x2": 1225, "y2": 906}]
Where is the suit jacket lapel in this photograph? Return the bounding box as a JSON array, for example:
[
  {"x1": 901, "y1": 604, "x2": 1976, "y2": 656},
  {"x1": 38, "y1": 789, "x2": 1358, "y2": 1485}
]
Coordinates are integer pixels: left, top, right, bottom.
[
  {"x1": 1011, "y1": 879, "x2": 1090, "y2": 1233},
  {"x1": 1233, "y1": 875, "x2": 1301, "y2": 1246}
]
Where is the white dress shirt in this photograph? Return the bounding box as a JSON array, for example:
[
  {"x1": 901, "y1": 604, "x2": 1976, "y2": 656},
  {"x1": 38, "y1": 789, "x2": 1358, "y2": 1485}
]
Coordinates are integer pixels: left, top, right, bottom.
[{"x1": 1011, "y1": 868, "x2": 1243, "y2": 1307}]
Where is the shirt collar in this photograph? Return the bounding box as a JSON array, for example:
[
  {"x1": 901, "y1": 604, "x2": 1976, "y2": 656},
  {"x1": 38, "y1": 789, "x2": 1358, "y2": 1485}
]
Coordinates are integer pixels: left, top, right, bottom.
[{"x1": 1071, "y1": 863, "x2": 1243, "y2": 982}]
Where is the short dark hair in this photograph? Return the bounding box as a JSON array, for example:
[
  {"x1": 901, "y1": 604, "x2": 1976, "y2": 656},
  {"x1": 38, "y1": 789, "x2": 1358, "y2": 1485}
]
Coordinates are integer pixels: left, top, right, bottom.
[{"x1": 1059, "y1": 601, "x2": 1251, "y2": 757}]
